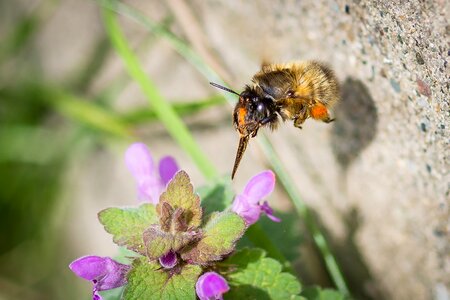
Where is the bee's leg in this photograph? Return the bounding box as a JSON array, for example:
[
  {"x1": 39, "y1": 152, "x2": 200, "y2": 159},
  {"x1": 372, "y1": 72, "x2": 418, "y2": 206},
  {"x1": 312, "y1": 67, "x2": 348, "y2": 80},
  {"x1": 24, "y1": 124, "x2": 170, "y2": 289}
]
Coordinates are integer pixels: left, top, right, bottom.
[
  {"x1": 260, "y1": 114, "x2": 278, "y2": 125},
  {"x1": 310, "y1": 103, "x2": 334, "y2": 123},
  {"x1": 293, "y1": 116, "x2": 306, "y2": 129},
  {"x1": 251, "y1": 128, "x2": 259, "y2": 137},
  {"x1": 260, "y1": 113, "x2": 279, "y2": 131},
  {"x1": 293, "y1": 106, "x2": 308, "y2": 129}
]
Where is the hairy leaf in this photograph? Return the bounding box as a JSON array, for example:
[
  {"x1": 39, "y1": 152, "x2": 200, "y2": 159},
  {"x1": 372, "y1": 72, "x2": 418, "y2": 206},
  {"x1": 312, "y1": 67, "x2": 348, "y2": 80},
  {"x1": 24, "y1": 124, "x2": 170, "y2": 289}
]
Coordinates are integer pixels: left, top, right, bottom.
[
  {"x1": 143, "y1": 225, "x2": 173, "y2": 259},
  {"x1": 301, "y1": 286, "x2": 346, "y2": 300},
  {"x1": 123, "y1": 257, "x2": 201, "y2": 300},
  {"x1": 98, "y1": 204, "x2": 158, "y2": 255},
  {"x1": 157, "y1": 171, "x2": 202, "y2": 228},
  {"x1": 158, "y1": 202, "x2": 188, "y2": 233},
  {"x1": 196, "y1": 177, "x2": 234, "y2": 217},
  {"x1": 158, "y1": 201, "x2": 174, "y2": 232},
  {"x1": 224, "y1": 248, "x2": 302, "y2": 300},
  {"x1": 143, "y1": 225, "x2": 201, "y2": 259},
  {"x1": 181, "y1": 211, "x2": 245, "y2": 264}
]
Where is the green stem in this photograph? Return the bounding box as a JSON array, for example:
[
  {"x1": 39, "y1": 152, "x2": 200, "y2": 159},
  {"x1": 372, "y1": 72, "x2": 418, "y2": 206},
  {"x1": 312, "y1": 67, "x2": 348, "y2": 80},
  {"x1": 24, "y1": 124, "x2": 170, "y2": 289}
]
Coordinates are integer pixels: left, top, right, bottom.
[
  {"x1": 102, "y1": 7, "x2": 217, "y2": 180},
  {"x1": 258, "y1": 135, "x2": 349, "y2": 295},
  {"x1": 122, "y1": 95, "x2": 226, "y2": 124}
]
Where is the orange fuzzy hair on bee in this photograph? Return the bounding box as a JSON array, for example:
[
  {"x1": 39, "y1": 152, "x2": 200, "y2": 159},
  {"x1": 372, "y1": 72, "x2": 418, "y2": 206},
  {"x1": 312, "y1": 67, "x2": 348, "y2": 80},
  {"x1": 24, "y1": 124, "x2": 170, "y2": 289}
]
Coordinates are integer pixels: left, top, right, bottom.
[{"x1": 237, "y1": 107, "x2": 247, "y2": 128}]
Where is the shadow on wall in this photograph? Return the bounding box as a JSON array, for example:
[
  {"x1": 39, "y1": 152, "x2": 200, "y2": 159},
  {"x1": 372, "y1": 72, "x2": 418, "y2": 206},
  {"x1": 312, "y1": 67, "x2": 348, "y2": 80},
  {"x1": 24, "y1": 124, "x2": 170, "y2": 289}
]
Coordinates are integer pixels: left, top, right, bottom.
[
  {"x1": 326, "y1": 78, "x2": 383, "y2": 298},
  {"x1": 331, "y1": 78, "x2": 378, "y2": 172},
  {"x1": 335, "y1": 207, "x2": 387, "y2": 300}
]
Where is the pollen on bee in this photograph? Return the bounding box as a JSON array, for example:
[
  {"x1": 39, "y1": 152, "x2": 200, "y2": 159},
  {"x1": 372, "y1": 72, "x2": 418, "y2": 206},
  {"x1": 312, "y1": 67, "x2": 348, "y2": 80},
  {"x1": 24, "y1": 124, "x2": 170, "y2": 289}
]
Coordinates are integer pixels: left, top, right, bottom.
[{"x1": 310, "y1": 103, "x2": 329, "y2": 120}]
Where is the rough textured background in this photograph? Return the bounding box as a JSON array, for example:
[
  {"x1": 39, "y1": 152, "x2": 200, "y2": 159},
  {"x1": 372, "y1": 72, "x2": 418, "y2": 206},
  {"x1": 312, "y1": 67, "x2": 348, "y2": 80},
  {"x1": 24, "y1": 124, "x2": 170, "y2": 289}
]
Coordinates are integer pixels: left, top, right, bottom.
[
  {"x1": 8, "y1": 0, "x2": 447, "y2": 299},
  {"x1": 189, "y1": 1, "x2": 449, "y2": 299}
]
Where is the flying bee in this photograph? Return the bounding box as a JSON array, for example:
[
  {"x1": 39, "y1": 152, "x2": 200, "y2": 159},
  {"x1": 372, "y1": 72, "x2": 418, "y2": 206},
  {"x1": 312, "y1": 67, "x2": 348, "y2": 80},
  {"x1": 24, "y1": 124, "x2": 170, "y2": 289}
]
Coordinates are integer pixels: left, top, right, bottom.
[{"x1": 210, "y1": 61, "x2": 340, "y2": 179}]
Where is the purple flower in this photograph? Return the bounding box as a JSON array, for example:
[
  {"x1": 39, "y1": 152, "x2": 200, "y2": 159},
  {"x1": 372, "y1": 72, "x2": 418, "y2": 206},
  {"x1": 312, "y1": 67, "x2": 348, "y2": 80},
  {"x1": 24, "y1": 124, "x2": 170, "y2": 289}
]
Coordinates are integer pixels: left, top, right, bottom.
[
  {"x1": 159, "y1": 250, "x2": 178, "y2": 269},
  {"x1": 232, "y1": 170, "x2": 281, "y2": 225},
  {"x1": 69, "y1": 256, "x2": 131, "y2": 300},
  {"x1": 125, "y1": 142, "x2": 179, "y2": 204},
  {"x1": 196, "y1": 272, "x2": 230, "y2": 300}
]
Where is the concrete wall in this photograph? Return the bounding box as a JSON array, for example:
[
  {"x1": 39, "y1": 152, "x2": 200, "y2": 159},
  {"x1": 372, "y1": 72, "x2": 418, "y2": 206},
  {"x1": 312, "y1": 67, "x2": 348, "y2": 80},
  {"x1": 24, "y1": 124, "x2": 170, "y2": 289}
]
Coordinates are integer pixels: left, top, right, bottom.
[{"x1": 185, "y1": 1, "x2": 448, "y2": 299}]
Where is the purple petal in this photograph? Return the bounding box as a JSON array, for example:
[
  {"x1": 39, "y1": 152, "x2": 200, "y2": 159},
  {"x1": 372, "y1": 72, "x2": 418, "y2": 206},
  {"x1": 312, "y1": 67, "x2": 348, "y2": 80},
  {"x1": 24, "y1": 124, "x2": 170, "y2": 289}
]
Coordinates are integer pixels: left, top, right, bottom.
[
  {"x1": 69, "y1": 256, "x2": 130, "y2": 292},
  {"x1": 242, "y1": 170, "x2": 275, "y2": 204},
  {"x1": 231, "y1": 195, "x2": 261, "y2": 225},
  {"x1": 196, "y1": 272, "x2": 229, "y2": 300},
  {"x1": 95, "y1": 258, "x2": 130, "y2": 291},
  {"x1": 159, "y1": 250, "x2": 178, "y2": 269},
  {"x1": 69, "y1": 256, "x2": 108, "y2": 281},
  {"x1": 137, "y1": 176, "x2": 163, "y2": 204},
  {"x1": 158, "y1": 156, "x2": 179, "y2": 186},
  {"x1": 125, "y1": 143, "x2": 155, "y2": 183},
  {"x1": 93, "y1": 290, "x2": 102, "y2": 300},
  {"x1": 125, "y1": 143, "x2": 165, "y2": 203},
  {"x1": 260, "y1": 201, "x2": 281, "y2": 222}
]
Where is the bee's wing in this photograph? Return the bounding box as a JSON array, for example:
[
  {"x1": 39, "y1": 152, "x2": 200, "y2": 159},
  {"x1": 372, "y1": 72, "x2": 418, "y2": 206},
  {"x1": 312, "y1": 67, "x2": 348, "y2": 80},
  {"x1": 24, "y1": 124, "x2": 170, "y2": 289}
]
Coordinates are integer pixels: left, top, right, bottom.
[{"x1": 231, "y1": 135, "x2": 250, "y2": 179}]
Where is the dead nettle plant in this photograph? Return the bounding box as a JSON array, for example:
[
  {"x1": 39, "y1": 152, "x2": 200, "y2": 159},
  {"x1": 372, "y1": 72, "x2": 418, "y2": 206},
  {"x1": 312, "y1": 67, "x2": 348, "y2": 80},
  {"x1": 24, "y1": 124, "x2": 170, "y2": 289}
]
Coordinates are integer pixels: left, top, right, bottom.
[{"x1": 69, "y1": 143, "x2": 301, "y2": 300}]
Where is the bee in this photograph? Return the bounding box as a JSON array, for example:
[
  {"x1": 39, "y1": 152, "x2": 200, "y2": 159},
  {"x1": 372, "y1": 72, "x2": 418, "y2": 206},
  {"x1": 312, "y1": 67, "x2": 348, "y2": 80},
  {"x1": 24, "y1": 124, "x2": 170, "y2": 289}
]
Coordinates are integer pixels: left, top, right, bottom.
[{"x1": 210, "y1": 61, "x2": 340, "y2": 179}]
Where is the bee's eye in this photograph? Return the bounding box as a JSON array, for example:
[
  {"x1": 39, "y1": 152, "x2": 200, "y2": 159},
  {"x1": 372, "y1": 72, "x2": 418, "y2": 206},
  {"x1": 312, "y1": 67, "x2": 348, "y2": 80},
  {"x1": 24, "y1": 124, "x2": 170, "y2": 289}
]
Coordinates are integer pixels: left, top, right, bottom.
[
  {"x1": 286, "y1": 90, "x2": 295, "y2": 97},
  {"x1": 256, "y1": 103, "x2": 265, "y2": 113}
]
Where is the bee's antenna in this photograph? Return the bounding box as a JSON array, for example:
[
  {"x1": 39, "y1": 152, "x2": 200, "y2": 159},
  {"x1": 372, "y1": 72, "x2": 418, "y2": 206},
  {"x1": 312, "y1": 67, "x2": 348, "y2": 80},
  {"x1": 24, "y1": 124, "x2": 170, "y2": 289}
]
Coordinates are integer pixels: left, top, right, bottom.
[{"x1": 210, "y1": 82, "x2": 240, "y2": 96}]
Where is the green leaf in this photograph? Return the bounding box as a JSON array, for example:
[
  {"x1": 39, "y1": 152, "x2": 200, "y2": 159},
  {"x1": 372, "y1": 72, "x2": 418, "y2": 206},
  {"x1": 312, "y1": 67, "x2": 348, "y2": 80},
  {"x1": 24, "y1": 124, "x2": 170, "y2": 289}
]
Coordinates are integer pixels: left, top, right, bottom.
[
  {"x1": 157, "y1": 171, "x2": 202, "y2": 228},
  {"x1": 98, "y1": 204, "x2": 158, "y2": 255},
  {"x1": 143, "y1": 225, "x2": 201, "y2": 259},
  {"x1": 196, "y1": 177, "x2": 234, "y2": 216},
  {"x1": 98, "y1": 287, "x2": 124, "y2": 300},
  {"x1": 142, "y1": 225, "x2": 173, "y2": 259},
  {"x1": 40, "y1": 84, "x2": 132, "y2": 138},
  {"x1": 181, "y1": 211, "x2": 245, "y2": 264},
  {"x1": 158, "y1": 202, "x2": 188, "y2": 233},
  {"x1": 121, "y1": 95, "x2": 226, "y2": 125},
  {"x1": 224, "y1": 248, "x2": 302, "y2": 300},
  {"x1": 123, "y1": 257, "x2": 202, "y2": 300},
  {"x1": 300, "y1": 286, "x2": 346, "y2": 300}
]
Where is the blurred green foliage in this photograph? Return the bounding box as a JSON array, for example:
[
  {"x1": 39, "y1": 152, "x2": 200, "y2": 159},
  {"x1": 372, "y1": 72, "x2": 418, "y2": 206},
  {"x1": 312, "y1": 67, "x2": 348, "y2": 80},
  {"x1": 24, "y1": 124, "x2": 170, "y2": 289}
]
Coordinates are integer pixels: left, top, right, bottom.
[{"x1": 0, "y1": 1, "x2": 225, "y2": 298}]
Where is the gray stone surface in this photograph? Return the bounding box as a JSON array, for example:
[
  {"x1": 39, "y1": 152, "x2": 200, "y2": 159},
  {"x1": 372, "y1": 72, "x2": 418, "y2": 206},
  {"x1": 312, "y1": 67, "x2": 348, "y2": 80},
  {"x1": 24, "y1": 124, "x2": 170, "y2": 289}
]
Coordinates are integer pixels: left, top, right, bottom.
[{"x1": 190, "y1": 1, "x2": 449, "y2": 299}]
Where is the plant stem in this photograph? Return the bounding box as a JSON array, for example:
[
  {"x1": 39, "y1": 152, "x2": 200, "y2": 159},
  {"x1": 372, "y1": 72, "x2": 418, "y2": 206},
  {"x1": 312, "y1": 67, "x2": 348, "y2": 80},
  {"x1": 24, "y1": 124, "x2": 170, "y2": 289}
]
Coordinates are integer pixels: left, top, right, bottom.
[
  {"x1": 122, "y1": 95, "x2": 226, "y2": 124},
  {"x1": 102, "y1": 7, "x2": 218, "y2": 180},
  {"x1": 258, "y1": 135, "x2": 349, "y2": 295}
]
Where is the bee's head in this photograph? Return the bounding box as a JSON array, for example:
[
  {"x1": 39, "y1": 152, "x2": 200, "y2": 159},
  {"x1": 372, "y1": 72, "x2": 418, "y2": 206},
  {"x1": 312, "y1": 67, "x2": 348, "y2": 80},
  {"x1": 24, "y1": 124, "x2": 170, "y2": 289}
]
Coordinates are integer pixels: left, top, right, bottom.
[
  {"x1": 233, "y1": 87, "x2": 270, "y2": 136},
  {"x1": 209, "y1": 82, "x2": 271, "y2": 137}
]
